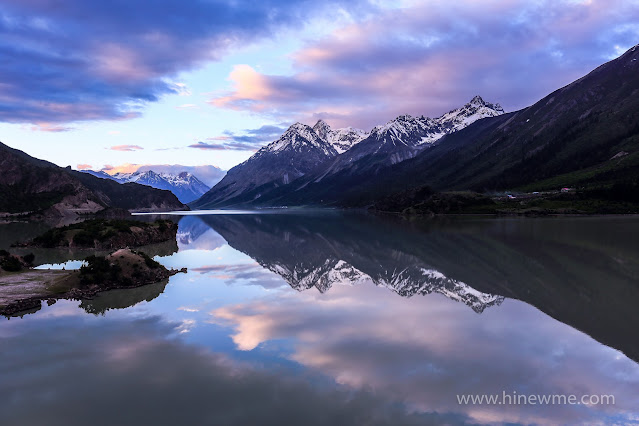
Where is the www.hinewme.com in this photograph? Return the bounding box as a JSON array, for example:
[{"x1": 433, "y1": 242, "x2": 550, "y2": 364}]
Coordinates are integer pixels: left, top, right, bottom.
[{"x1": 457, "y1": 391, "x2": 615, "y2": 406}]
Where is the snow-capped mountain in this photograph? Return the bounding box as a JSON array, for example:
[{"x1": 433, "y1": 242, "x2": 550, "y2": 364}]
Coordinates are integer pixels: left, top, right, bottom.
[
  {"x1": 192, "y1": 120, "x2": 367, "y2": 208},
  {"x1": 435, "y1": 95, "x2": 504, "y2": 139},
  {"x1": 319, "y1": 95, "x2": 504, "y2": 176},
  {"x1": 312, "y1": 119, "x2": 369, "y2": 154},
  {"x1": 82, "y1": 170, "x2": 210, "y2": 203},
  {"x1": 192, "y1": 96, "x2": 502, "y2": 209},
  {"x1": 365, "y1": 95, "x2": 504, "y2": 148},
  {"x1": 260, "y1": 122, "x2": 336, "y2": 156}
]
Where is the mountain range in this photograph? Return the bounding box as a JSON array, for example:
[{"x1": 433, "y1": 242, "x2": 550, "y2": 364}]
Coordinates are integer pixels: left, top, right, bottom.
[
  {"x1": 192, "y1": 44, "x2": 639, "y2": 210},
  {"x1": 0, "y1": 142, "x2": 186, "y2": 217},
  {"x1": 82, "y1": 170, "x2": 210, "y2": 203},
  {"x1": 192, "y1": 95, "x2": 504, "y2": 209}
]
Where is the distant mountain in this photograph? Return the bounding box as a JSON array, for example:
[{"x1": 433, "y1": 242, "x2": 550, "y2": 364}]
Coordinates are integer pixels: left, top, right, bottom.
[
  {"x1": 191, "y1": 121, "x2": 368, "y2": 208},
  {"x1": 82, "y1": 170, "x2": 210, "y2": 203},
  {"x1": 82, "y1": 170, "x2": 114, "y2": 180},
  {"x1": 136, "y1": 165, "x2": 225, "y2": 187},
  {"x1": 0, "y1": 142, "x2": 186, "y2": 217},
  {"x1": 192, "y1": 97, "x2": 501, "y2": 209}
]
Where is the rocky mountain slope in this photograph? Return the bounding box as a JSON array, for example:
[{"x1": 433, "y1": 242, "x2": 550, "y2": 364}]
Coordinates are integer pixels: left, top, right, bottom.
[{"x1": 0, "y1": 142, "x2": 186, "y2": 217}]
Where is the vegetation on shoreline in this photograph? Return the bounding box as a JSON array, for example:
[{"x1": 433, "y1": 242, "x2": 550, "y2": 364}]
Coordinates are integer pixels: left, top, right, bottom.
[
  {"x1": 19, "y1": 219, "x2": 177, "y2": 249},
  {"x1": 370, "y1": 185, "x2": 639, "y2": 216},
  {"x1": 0, "y1": 250, "x2": 35, "y2": 272}
]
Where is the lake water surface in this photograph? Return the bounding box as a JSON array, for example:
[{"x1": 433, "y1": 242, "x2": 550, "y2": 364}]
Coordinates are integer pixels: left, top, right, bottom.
[{"x1": 1, "y1": 212, "x2": 639, "y2": 425}]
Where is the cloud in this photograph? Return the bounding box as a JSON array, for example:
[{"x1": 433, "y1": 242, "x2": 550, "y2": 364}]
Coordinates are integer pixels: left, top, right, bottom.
[
  {"x1": 175, "y1": 103, "x2": 198, "y2": 110},
  {"x1": 212, "y1": 283, "x2": 639, "y2": 424},
  {"x1": 29, "y1": 123, "x2": 73, "y2": 132},
  {"x1": 191, "y1": 124, "x2": 287, "y2": 151},
  {"x1": 189, "y1": 141, "x2": 259, "y2": 152},
  {"x1": 76, "y1": 163, "x2": 92, "y2": 170},
  {"x1": 210, "y1": 0, "x2": 639, "y2": 129},
  {"x1": 192, "y1": 263, "x2": 286, "y2": 289},
  {"x1": 0, "y1": 0, "x2": 373, "y2": 125},
  {"x1": 101, "y1": 163, "x2": 140, "y2": 174},
  {"x1": 109, "y1": 144, "x2": 144, "y2": 151},
  {"x1": 0, "y1": 314, "x2": 461, "y2": 425}
]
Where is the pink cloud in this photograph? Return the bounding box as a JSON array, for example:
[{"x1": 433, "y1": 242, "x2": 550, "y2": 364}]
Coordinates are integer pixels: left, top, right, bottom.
[
  {"x1": 101, "y1": 163, "x2": 141, "y2": 174},
  {"x1": 76, "y1": 163, "x2": 93, "y2": 170},
  {"x1": 109, "y1": 144, "x2": 144, "y2": 151},
  {"x1": 30, "y1": 122, "x2": 73, "y2": 132}
]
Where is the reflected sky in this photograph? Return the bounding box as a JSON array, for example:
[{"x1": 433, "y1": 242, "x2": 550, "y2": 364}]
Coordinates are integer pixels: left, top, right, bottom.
[{"x1": 1, "y1": 213, "x2": 639, "y2": 425}]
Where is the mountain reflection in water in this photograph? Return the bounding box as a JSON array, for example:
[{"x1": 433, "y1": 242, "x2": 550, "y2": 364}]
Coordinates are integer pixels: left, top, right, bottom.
[{"x1": 197, "y1": 212, "x2": 639, "y2": 362}]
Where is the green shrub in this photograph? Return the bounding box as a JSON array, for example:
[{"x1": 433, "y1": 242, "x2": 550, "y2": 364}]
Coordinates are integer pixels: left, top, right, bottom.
[
  {"x1": 33, "y1": 228, "x2": 65, "y2": 247},
  {"x1": 136, "y1": 251, "x2": 160, "y2": 269},
  {"x1": 0, "y1": 256, "x2": 22, "y2": 272},
  {"x1": 80, "y1": 255, "x2": 112, "y2": 285},
  {"x1": 73, "y1": 230, "x2": 96, "y2": 246}
]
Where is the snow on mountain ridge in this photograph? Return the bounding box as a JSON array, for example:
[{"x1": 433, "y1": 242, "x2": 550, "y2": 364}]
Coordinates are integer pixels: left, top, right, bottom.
[
  {"x1": 258, "y1": 120, "x2": 368, "y2": 157},
  {"x1": 371, "y1": 96, "x2": 504, "y2": 146},
  {"x1": 241, "y1": 96, "x2": 501, "y2": 168}
]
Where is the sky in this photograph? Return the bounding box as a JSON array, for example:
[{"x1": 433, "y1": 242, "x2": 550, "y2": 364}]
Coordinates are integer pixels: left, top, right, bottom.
[{"x1": 0, "y1": 0, "x2": 638, "y2": 173}]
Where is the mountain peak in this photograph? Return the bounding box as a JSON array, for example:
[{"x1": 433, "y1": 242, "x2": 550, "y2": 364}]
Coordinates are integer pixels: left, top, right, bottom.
[
  {"x1": 313, "y1": 118, "x2": 330, "y2": 128},
  {"x1": 469, "y1": 95, "x2": 485, "y2": 105},
  {"x1": 465, "y1": 95, "x2": 503, "y2": 113},
  {"x1": 285, "y1": 122, "x2": 310, "y2": 133},
  {"x1": 259, "y1": 121, "x2": 336, "y2": 157},
  {"x1": 395, "y1": 114, "x2": 415, "y2": 121},
  {"x1": 313, "y1": 119, "x2": 332, "y2": 141}
]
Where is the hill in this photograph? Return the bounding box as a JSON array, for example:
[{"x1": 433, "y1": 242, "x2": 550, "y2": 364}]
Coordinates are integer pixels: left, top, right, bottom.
[{"x1": 0, "y1": 142, "x2": 187, "y2": 217}]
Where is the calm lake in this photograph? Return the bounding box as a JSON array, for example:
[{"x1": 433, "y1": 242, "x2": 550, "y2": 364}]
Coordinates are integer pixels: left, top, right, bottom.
[{"x1": 1, "y1": 212, "x2": 639, "y2": 425}]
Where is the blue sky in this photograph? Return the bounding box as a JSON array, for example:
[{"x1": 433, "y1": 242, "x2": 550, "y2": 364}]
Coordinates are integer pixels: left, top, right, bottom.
[{"x1": 0, "y1": 0, "x2": 638, "y2": 172}]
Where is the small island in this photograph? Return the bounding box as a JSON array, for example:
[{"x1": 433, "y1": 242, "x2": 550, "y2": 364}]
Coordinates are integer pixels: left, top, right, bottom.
[{"x1": 0, "y1": 248, "x2": 186, "y2": 316}]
